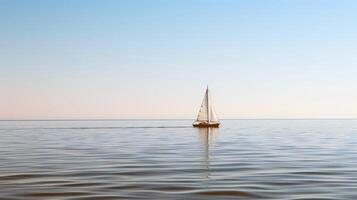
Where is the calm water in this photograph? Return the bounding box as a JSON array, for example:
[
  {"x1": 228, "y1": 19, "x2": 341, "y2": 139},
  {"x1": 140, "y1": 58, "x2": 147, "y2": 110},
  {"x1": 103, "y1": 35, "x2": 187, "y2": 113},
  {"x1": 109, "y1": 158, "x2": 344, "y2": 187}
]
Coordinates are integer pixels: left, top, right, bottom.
[{"x1": 1, "y1": 120, "x2": 357, "y2": 200}]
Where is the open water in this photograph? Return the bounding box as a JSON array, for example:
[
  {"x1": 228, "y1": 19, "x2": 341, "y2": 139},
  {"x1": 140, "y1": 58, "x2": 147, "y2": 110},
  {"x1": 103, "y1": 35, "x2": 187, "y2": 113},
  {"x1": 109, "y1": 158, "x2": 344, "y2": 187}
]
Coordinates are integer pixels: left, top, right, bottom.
[{"x1": 1, "y1": 120, "x2": 357, "y2": 199}]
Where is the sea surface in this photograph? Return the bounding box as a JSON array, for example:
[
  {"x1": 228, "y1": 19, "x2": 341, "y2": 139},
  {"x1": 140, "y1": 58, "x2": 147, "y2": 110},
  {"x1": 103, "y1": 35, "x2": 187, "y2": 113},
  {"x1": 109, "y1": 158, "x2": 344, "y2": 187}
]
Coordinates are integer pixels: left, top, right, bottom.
[{"x1": 1, "y1": 120, "x2": 357, "y2": 200}]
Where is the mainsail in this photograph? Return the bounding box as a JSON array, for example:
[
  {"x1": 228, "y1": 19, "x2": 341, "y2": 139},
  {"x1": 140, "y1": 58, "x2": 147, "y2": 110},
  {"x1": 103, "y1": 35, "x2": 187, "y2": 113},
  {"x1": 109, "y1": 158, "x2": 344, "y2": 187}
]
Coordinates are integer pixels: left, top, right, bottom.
[{"x1": 196, "y1": 87, "x2": 219, "y2": 123}]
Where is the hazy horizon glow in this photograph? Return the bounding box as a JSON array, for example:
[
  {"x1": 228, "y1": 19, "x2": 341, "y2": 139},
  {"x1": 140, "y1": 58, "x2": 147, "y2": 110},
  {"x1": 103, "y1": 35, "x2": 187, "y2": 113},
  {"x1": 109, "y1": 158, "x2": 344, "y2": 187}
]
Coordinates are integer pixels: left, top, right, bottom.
[{"x1": 2, "y1": 0, "x2": 357, "y2": 119}]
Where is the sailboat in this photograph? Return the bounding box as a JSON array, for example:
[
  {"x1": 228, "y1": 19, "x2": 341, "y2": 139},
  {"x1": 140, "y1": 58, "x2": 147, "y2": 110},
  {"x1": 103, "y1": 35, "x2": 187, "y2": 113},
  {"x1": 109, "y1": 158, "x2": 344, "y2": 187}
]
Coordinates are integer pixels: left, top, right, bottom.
[{"x1": 193, "y1": 86, "x2": 220, "y2": 128}]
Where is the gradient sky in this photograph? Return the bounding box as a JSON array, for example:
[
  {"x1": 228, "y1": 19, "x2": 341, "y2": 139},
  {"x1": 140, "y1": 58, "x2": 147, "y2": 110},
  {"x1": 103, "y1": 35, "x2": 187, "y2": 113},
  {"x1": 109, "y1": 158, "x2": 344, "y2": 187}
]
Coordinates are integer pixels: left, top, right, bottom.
[{"x1": 1, "y1": 0, "x2": 357, "y2": 119}]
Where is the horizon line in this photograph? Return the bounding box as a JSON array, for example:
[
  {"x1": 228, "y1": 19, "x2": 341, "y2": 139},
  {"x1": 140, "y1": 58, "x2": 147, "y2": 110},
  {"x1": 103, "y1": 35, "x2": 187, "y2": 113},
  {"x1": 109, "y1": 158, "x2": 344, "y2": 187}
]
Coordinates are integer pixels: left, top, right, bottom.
[{"x1": 2, "y1": 118, "x2": 357, "y2": 121}]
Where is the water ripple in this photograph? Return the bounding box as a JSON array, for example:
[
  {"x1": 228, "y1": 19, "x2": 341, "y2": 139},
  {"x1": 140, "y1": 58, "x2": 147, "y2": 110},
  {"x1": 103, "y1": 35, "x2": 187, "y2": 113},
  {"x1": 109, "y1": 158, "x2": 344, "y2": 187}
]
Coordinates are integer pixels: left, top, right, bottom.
[{"x1": 1, "y1": 120, "x2": 357, "y2": 199}]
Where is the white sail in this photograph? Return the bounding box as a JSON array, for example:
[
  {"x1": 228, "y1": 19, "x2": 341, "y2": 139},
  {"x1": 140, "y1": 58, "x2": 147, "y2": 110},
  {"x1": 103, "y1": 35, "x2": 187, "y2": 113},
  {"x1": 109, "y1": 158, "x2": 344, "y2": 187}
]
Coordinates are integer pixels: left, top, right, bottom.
[
  {"x1": 209, "y1": 102, "x2": 219, "y2": 122},
  {"x1": 195, "y1": 87, "x2": 219, "y2": 123},
  {"x1": 196, "y1": 89, "x2": 209, "y2": 122}
]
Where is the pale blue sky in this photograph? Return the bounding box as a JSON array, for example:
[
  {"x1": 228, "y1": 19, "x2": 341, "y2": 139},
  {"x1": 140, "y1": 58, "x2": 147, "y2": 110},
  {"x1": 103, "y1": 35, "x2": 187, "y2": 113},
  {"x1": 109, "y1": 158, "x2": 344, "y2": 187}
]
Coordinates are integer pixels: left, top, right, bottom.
[{"x1": 1, "y1": 0, "x2": 357, "y2": 119}]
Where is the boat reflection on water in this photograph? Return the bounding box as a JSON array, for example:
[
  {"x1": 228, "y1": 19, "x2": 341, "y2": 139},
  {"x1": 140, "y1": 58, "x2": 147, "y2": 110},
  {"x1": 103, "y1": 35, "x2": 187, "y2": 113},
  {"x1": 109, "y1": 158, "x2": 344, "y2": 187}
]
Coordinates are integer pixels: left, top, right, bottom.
[{"x1": 197, "y1": 127, "x2": 219, "y2": 179}]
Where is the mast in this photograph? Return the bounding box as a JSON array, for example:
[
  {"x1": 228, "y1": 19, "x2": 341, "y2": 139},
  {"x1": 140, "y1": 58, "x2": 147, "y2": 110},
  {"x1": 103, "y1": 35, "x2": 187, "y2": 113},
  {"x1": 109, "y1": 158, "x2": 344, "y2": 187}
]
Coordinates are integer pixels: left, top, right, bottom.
[{"x1": 207, "y1": 86, "x2": 210, "y2": 123}]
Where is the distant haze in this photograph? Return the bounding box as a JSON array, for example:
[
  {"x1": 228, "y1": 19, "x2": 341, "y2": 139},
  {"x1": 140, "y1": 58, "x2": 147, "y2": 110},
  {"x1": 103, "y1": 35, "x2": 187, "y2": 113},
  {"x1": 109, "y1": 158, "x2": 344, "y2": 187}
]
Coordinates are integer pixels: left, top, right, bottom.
[{"x1": 2, "y1": 0, "x2": 357, "y2": 119}]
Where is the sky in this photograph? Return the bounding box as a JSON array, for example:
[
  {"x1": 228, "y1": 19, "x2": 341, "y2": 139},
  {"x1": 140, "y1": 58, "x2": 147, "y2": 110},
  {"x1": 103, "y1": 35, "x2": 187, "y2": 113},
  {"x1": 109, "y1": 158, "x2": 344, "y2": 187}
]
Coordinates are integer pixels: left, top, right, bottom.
[{"x1": 1, "y1": 0, "x2": 357, "y2": 119}]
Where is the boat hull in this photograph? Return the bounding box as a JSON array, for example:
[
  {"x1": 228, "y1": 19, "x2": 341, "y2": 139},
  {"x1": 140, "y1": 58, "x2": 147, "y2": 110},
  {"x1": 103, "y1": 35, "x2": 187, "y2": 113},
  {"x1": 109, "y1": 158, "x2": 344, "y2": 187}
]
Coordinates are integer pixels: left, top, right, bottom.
[{"x1": 193, "y1": 122, "x2": 220, "y2": 128}]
